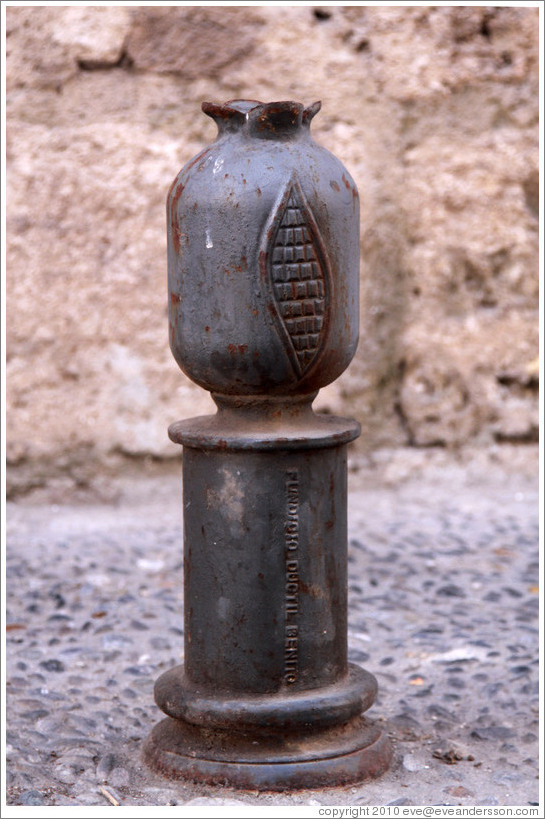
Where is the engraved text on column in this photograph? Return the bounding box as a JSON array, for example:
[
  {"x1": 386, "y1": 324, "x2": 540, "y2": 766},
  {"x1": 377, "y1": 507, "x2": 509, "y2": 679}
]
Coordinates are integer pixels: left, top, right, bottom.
[{"x1": 285, "y1": 469, "x2": 299, "y2": 684}]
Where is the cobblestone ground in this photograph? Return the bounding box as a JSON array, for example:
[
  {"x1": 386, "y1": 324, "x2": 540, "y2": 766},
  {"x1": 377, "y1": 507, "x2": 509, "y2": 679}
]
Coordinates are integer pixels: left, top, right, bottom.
[{"x1": 4, "y1": 447, "x2": 541, "y2": 808}]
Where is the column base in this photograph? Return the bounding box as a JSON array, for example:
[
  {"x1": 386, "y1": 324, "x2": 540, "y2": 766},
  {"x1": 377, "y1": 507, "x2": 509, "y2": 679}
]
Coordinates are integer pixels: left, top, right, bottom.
[
  {"x1": 143, "y1": 713, "x2": 392, "y2": 791},
  {"x1": 153, "y1": 663, "x2": 378, "y2": 730}
]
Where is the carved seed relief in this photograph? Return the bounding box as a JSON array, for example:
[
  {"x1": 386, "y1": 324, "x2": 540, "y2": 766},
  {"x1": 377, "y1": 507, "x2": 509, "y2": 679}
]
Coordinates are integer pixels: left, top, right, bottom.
[{"x1": 265, "y1": 178, "x2": 331, "y2": 378}]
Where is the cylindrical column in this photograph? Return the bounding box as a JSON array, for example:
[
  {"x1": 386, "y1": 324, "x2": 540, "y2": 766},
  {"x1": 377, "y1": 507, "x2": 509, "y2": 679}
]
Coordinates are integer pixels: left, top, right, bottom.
[
  {"x1": 145, "y1": 404, "x2": 392, "y2": 788},
  {"x1": 184, "y1": 444, "x2": 348, "y2": 694}
]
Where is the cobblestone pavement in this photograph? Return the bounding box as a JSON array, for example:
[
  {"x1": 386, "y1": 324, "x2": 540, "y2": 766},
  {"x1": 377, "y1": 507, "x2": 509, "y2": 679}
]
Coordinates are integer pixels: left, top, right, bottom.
[{"x1": 4, "y1": 447, "x2": 541, "y2": 809}]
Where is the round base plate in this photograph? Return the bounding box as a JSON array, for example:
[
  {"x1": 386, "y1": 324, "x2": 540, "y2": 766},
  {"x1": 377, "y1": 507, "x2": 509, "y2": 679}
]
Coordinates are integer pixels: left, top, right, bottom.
[{"x1": 143, "y1": 715, "x2": 392, "y2": 791}]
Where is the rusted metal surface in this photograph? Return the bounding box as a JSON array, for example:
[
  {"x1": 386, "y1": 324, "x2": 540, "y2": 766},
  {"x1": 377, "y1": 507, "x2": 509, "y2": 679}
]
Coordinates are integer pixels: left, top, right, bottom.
[
  {"x1": 145, "y1": 716, "x2": 392, "y2": 791},
  {"x1": 144, "y1": 100, "x2": 392, "y2": 789},
  {"x1": 166, "y1": 99, "x2": 359, "y2": 398}
]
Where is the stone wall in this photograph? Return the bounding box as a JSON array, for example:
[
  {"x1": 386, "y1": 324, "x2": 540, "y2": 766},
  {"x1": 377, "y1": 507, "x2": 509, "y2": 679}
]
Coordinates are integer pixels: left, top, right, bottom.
[{"x1": 6, "y1": 5, "x2": 539, "y2": 496}]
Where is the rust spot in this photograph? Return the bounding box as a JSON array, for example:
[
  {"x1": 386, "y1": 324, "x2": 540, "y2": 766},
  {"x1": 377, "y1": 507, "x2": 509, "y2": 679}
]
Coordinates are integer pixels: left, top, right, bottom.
[
  {"x1": 259, "y1": 249, "x2": 269, "y2": 281},
  {"x1": 170, "y1": 292, "x2": 181, "y2": 304},
  {"x1": 254, "y1": 103, "x2": 301, "y2": 135},
  {"x1": 186, "y1": 146, "x2": 212, "y2": 173},
  {"x1": 256, "y1": 187, "x2": 262, "y2": 197},
  {"x1": 298, "y1": 581, "x2": 325, "y2": 599},
  {"x1": 169, "y1": 181, "x2": 186, "y2": 253},
  {"x1": 205, "y1": 325, "x2": 210, "y2": 332},
  {"x1": 252, "y1": 308, "x2": 259, "y2": 317},
  {"x1": 172, "y1": 226, "x2": 181, "y2": 251},
  {"x1": 167, "y1": 176, "x2": 181, "y2": 201},
  {"x1": 228, "y1": 343, "x2": 248, "y2": 355},
  {"x1": 342, "y1": 173, "x2": 351, "y2": 190},
  {"x1": 330, "y1": 180, "x2": 340, "y2": 192}
]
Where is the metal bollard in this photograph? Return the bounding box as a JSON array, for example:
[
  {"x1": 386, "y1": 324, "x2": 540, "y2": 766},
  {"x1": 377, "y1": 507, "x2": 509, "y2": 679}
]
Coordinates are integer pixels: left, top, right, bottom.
[{"x1": 143, "y1": 100, "x2": 392, "y2": 790}]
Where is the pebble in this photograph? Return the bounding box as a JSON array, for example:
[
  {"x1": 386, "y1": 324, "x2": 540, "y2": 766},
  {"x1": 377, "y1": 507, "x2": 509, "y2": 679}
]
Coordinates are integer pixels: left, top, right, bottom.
[
  {"x1": 18, "y1": 790, "x2": 45, "y2": 806},
  {"x1": 445, "y1": 785, "x2": 474, "y2": 799},
  {"x1": 53, "y1": 765, "x2": 76, "y2": 785},
  {"x1": 96, "y1": 753, "x2": 117, "y2": 780},
  {"x1": 39, "y1": 659, "x2": 65, "y2": 672},
  {"x1": 137, "y1": 559, "x2": 165, "y2": 573},
  {"x1": 493, "y1": 771, "x2": 522, "y2": 785},
  {"x1": 402, "y1": 753, "x2": 427, "y2": 772},
  {"x1": 436, "y1": 584, "x2": 466, "y2": 597}
]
